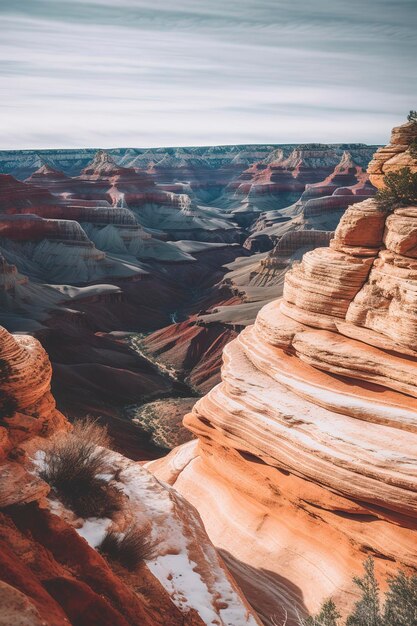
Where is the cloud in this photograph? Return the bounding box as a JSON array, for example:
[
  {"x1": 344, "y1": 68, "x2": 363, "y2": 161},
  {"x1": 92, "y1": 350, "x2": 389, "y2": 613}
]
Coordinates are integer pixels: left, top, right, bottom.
[{"x1": 0, "y1": 0, "x2": 415, "y2": 148}]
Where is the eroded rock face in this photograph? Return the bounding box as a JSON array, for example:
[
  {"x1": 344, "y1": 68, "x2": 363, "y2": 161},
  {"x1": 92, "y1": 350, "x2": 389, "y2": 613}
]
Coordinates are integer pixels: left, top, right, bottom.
[
  {"x1": 149, "y1": 125, "x2": 417, "y2": 625},
  {"x1": 0, "y1": 324, "x2": 261, "y2": 626}
]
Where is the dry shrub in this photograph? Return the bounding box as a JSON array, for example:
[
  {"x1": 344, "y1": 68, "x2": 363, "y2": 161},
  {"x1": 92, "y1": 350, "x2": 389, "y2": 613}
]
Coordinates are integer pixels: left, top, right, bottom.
[
  {"x1": 98, "y1": 523, "x2": 156, "y2": 570},
  {"x1": 39, "y1": 418, "x2": 123, "y2": 518}
]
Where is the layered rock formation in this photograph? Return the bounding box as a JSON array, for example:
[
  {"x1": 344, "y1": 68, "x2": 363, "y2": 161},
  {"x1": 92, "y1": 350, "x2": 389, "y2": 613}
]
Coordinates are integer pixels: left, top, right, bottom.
[
  {"x1": 26, "y1": 163, "x2": 75, "y2": 195},
  {"x1": 30, "y1": 150, "x2": 244, "y2": 244},
  {"x1": 224, "y1": 144, "x2": 376, "y2": 217},
  {"x1": 368, "y1": 120, "x2": 417, "y2": 188},
  {"x1": 0, "y1": 140, "x2": 377, "y2": 465},
  {"x1": 0, "y1": 324, "x2": 261, "y2": 625},
  {"x1": 245, "y1": 151, "x2": 375, "y2": 252},
  {"x1": 0, "y1": 214, "x2": 145, "y2": 284},
  {"x1": 150, "y1": 124, "x2": 417, "y2": 625},
  {"x1": 0, "y1": 327, "x2": 67, "y2": 452}
]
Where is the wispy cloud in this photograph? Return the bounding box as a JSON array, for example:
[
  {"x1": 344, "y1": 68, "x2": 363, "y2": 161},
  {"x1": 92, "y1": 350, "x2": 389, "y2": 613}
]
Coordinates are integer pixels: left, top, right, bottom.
[{"x1": 0, "y1": 0, "x2": 416, "y2": 148}]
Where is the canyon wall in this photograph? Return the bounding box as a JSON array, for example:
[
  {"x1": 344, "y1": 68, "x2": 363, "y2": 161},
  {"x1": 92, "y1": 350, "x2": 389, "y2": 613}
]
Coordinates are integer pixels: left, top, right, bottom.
[{"x1": 149, "y1": 121, "x2": 417, "y2": 625}]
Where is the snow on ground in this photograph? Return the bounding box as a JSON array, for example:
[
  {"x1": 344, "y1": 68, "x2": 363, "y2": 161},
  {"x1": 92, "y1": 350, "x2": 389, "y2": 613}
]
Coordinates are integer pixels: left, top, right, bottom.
[
  {"x1": 76, "y1": 517, "x2": 111, "y2": 548},
  {"x1": 32, "y1": 443, "x2": 260, "y2": 625},
  {"x1": 113, "y1": 454, "x2": 260, "y2": 626}
]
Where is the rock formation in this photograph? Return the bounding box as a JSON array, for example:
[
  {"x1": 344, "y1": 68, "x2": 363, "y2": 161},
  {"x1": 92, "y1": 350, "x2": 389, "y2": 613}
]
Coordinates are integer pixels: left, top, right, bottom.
[
  {"x1": 245, "y1": 151, "x2": 375, "y2": 252},
  {"x1": 0, "y1": 173, "x2": 58, "y2": 213},
  {"x1": 26, "y1": 163, "x2": 74, "y2": 195},
  {"x1": 0, "y1": 324, "x2": 261, "y2": 625},
  {"x1": 149, "y1": 123, "x2": 417, "y2": 625},
  {"x1": 224, "y1": 144, "x2": 376, "y2": 217},
  {"x1": 0, "y1": 327, "x2": 67, "y2": 454},
  {"x1": 0, "y1": 214, "x2": 145, "y2": 284},
  {"x1": 368, "y1": 120, "x2": 417, "y2": 188},
  {"x1": 0, "y1": 139, "x2": 378, "y2": 471}
]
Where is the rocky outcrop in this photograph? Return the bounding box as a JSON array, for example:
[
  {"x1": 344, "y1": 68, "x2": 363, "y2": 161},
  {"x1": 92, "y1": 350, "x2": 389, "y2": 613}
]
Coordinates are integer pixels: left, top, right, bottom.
[
  {"x1": 142, "y1": 315, "x2": 239, "y2": 393},
  {"x1": 368, "y1": 120, "x2": 417, "y2": 189},
  {"x1": 26, "y1": 164, "x2": 74, "y2": 195},
  {"x1": 149, "y1": 124, "x2": 417, "y2": 625},
  {"x1": 0, "y1": 324, "x2": 261, "y2": 625},
  {"x1": 0, "y1": 327, "x2": 67, "y2": 453}
]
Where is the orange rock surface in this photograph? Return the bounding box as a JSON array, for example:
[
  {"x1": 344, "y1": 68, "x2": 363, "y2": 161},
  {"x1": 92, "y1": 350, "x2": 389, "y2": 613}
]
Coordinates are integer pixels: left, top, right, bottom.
[{"x1": 149, "y1": 123, "x2": 417, "y2": 625}]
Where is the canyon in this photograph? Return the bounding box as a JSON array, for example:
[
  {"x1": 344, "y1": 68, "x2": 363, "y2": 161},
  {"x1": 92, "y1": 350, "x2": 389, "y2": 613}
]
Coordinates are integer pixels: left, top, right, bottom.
[
  {"x1": 0, "y1": 141, "x2": 377, "y2": 456},
  {"x1": 2, "y1": 123, "x2": 417, "y2": 624}
]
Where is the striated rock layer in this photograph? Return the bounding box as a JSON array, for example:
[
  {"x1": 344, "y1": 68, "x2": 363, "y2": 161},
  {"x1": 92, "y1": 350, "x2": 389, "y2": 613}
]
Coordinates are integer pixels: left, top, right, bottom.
[{"x1": 150, "y1": 123, "x2": 417, "y2": 625}]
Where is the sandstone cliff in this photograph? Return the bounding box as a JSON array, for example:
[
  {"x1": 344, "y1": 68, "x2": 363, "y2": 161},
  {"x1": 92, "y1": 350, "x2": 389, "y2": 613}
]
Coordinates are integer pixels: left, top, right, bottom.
[
  {"x1": 0, "y1": 324, "x2": 261, "y2": 625},
  {"x1": 149, "y1": 122, "x2": 417, "y2": 625}
]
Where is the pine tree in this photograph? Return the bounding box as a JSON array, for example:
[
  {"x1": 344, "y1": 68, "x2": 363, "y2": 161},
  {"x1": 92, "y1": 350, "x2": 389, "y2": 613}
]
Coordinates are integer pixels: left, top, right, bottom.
[
  {"x1": 346, "y1": 558, "x2": 383, "y2": 626},
  {"x1": 304, "y1": 599, "x2": 341, "y2": 626},
  {"x1": 383, "y1": 570, "x2": 417, "y2": 626}
]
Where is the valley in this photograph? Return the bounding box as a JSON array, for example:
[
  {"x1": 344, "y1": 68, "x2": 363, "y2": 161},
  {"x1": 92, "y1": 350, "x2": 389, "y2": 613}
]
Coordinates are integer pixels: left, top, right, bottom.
[{"x1": 0, "y1": 142, "x2": 377, "y2": 457}]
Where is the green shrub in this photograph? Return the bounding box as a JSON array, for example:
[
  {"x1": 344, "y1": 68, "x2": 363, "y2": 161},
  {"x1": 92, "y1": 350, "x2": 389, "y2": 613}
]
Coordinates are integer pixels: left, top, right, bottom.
[
  {"x1": 98, "y1": 524, "x2": 156, "y2": 570},
  {"x1": 407, "y1": 110, "x2": 417, "y2": 123},
  {"x1": 375, "y1": 167, "x2": 417, "y2": 211},
  {"x1": 39, "y1": 418, "x2": 123, "y2": 518}
]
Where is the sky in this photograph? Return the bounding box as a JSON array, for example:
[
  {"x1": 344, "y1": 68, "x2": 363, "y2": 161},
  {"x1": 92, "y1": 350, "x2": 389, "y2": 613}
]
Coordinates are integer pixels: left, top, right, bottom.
[{"x1": 0, "y1": 0, "x2": 416, "y2": 149}]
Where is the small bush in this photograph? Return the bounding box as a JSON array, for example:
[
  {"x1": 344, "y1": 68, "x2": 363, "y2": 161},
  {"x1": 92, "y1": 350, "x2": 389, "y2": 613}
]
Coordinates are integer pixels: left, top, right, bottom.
[
  {"x1": 39, "y1": 418, "x2": 123, "y2": 518},
  {"x1": 375, "y1": 167, "x2": 417, "y2": 211},
  {"x1": 98, "y1": 524, "x2": 156, "y2": 570},
  {"x1": 404, "y1": 110, "x2": 417, "y2": 158}
]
